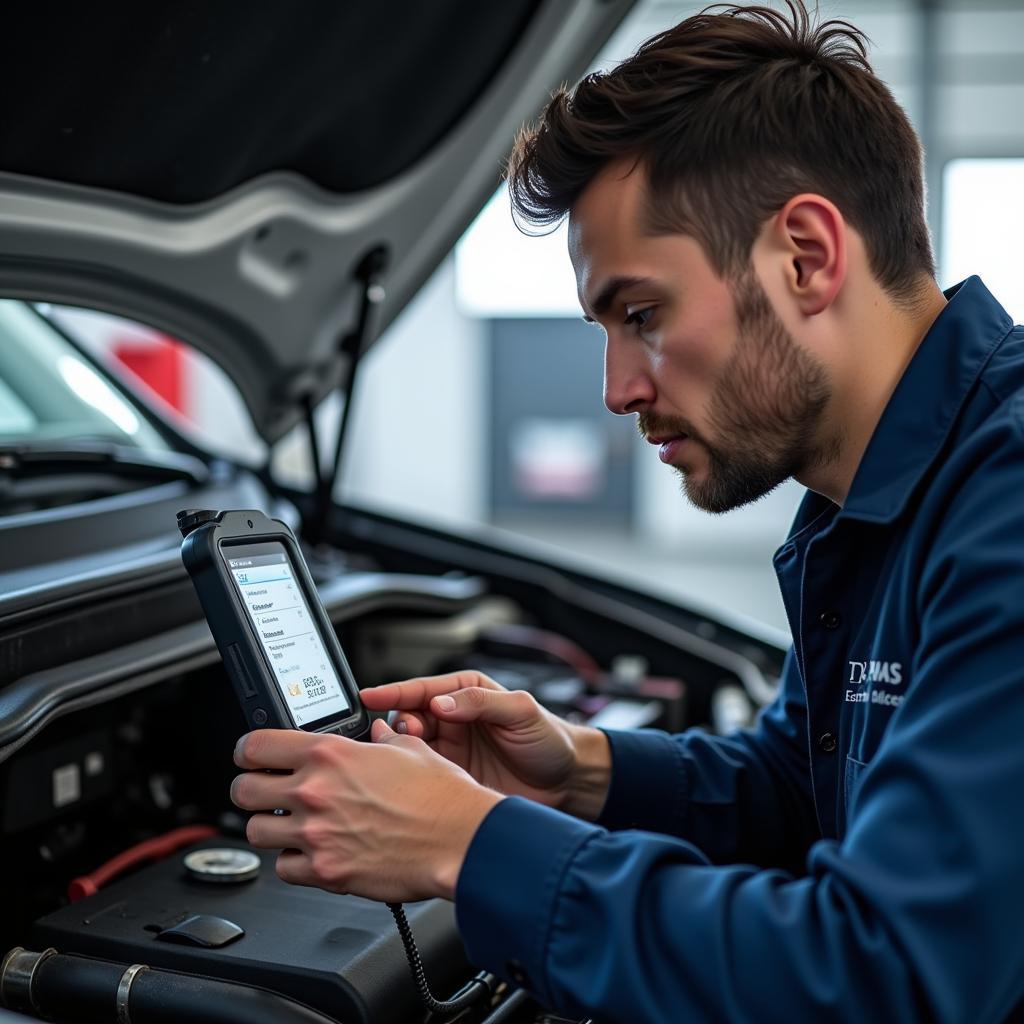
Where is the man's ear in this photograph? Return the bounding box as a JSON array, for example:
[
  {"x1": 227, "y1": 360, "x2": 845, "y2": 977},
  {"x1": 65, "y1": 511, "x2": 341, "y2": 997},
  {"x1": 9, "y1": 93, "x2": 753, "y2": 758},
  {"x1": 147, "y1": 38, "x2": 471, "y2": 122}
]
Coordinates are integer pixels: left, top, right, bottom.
[{"x1": 773, "y1": 193, "x2": 846, "y2": 316}]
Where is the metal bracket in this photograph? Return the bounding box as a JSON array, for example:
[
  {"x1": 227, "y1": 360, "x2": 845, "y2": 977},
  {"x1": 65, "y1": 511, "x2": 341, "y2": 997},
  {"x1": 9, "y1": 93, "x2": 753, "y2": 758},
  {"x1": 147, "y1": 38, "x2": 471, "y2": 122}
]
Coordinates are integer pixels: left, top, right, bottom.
[
  {"x1": 0, "y1": 946, "x2": 58, "y2": 1014},
  {"x1": 116, "y1": 963, "x2": 150, "y2": 1024}
]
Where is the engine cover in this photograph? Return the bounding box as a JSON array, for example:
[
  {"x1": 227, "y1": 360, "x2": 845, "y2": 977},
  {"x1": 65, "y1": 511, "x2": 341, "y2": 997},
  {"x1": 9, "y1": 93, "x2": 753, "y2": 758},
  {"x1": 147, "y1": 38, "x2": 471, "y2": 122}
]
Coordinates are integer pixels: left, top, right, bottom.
[{"x1": 31, "y1": 841, "x2": 469, "y2": 1023}]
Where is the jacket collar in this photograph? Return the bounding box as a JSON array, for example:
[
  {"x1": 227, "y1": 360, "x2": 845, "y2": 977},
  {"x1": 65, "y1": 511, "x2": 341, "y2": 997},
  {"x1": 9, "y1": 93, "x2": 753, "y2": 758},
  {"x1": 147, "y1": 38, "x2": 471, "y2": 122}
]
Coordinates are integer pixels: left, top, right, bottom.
[{"x1": 830, "y1": 276, "x2": 1011, "y2": 525}]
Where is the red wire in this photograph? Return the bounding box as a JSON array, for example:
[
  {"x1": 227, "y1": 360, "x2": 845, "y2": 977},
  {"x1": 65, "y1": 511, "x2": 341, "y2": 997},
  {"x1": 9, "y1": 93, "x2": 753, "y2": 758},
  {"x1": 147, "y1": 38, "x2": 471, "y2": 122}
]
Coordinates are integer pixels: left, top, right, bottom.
[
  {"x1": 67, "y1": 824, "x2": 219, "y2": 903},
  {"x1": 481, "y1": 624, "x2": 602, "y2": 684}
]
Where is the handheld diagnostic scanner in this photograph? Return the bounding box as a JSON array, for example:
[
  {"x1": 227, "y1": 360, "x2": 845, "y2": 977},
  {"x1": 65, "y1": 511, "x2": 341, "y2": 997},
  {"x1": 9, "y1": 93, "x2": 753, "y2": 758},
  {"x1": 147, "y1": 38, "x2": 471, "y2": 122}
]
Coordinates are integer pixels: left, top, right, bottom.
[{"x1": 177, "y1": 509, "x2": 369, "y2": 738}]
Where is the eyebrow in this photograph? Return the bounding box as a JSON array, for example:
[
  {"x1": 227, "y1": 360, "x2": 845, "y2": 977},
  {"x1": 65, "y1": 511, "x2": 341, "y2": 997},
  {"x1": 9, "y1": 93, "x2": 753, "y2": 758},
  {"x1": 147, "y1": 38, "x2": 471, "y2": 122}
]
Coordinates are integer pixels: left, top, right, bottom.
[{"x1": 581, "y1": 275, "x2": 655, "y2": 323}]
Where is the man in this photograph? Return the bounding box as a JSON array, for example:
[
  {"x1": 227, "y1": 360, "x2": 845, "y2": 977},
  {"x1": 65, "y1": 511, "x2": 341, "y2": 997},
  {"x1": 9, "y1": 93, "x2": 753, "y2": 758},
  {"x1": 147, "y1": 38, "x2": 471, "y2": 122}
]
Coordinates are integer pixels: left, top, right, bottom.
[{"x1": 230, "y1": 3, "x2": 1024, "y2": 1021}]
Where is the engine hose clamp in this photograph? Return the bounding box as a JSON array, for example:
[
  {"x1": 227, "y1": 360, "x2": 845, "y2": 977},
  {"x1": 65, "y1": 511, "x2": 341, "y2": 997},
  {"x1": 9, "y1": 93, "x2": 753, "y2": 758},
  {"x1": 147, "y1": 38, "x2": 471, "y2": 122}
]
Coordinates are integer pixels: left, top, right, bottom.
[
  {"x1": 116, "y1": 963, "x2": 149, "y2": 1024},
  {"x1": 0, "y1": 946, "x2": 58, "y2": 1013}
]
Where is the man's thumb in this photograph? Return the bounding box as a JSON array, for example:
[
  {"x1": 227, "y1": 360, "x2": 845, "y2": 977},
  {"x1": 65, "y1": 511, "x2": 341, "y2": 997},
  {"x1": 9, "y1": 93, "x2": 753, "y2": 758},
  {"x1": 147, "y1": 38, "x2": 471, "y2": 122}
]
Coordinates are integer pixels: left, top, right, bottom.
[
  {"x1": 371, "y1": 717, "x2": 398, "y2": 743},
  {"x1": 431, "y1": 687, "x2": 535, "y2": 727}
]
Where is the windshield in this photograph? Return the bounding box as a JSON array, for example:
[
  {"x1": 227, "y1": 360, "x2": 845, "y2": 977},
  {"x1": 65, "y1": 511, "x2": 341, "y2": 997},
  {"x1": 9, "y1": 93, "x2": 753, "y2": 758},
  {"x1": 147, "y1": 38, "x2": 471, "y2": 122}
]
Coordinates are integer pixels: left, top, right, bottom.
[{"x1": 0, "y1": 301, "x2": 168, "y2": 451}]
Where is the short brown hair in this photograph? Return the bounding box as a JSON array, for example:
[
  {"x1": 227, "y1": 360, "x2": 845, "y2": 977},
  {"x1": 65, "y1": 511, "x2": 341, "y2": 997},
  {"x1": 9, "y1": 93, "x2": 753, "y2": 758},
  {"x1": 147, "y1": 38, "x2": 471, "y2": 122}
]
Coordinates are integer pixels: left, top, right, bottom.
[{"x1": 508, "y1": 1, "x2": 934, "y2": 302}]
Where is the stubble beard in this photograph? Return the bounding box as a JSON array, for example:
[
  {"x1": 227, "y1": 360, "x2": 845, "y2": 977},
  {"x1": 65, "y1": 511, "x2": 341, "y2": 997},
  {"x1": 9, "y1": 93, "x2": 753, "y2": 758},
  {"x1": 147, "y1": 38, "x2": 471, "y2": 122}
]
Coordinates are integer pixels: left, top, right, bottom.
[{"x1": 641, "y1": 268, "x2": 838, "y2": 514}]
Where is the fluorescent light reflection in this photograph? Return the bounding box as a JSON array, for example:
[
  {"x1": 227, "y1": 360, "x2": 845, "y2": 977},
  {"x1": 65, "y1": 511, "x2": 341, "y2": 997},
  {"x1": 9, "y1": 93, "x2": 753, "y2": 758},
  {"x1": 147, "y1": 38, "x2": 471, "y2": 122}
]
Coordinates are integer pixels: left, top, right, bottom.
[{"x1": 57, "y1": 355, "x2": 141, "y2": 436}]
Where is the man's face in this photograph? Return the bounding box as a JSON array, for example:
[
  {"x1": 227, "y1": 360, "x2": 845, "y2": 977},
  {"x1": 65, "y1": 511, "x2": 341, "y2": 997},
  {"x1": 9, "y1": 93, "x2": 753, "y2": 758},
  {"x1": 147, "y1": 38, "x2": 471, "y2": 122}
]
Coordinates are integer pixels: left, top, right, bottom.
[{"x1": 568, "y1": 161, "x2": 835, "y2": 513}]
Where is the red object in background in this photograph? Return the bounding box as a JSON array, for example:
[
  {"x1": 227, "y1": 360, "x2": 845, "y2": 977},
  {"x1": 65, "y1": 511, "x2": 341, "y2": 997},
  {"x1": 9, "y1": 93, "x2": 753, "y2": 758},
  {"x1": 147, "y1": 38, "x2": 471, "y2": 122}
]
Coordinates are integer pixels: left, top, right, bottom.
[
  {"x1": 67, "y1": 824, "x2": 219, "y2": 902},
  {"x1": 112, "y1": 334, "x2": 188, "y2": 416}
]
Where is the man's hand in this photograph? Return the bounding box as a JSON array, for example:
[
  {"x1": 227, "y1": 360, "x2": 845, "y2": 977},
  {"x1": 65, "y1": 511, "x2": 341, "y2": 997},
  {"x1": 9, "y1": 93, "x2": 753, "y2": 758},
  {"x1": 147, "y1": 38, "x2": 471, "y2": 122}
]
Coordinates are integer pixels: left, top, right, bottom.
[
  {"x1": 231, "y1": 720, "x2": 502, "y2": 903},
  {"x1": 360, "y1": 671, "x2": 611, "y2": 821}
]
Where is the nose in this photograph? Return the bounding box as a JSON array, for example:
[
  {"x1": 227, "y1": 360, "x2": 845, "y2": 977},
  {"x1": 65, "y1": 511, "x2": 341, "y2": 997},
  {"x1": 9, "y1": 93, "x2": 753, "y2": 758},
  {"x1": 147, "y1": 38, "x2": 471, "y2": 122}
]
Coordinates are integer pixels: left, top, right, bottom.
[{"x1": 603, "y1": 335, "x2": 655, "y2": 415}]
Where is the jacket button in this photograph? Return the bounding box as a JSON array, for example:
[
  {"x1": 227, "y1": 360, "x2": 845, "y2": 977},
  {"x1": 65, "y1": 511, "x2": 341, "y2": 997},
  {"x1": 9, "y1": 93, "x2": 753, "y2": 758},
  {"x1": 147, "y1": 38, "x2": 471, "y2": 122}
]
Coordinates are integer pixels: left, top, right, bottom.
[
  {"x1": 819, "y1": 611, "x2": 841, "y2": 630},
  {"x1": 818, "y1": 732, "x2": 837, "y2": 753}
]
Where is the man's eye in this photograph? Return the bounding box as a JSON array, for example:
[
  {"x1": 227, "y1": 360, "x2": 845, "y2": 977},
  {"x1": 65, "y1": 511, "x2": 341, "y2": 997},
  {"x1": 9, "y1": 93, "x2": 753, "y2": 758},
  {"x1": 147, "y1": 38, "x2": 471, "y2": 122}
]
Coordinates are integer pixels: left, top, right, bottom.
[{"x1": 624, "y1": 307, "x2": 655, "y2": 331}]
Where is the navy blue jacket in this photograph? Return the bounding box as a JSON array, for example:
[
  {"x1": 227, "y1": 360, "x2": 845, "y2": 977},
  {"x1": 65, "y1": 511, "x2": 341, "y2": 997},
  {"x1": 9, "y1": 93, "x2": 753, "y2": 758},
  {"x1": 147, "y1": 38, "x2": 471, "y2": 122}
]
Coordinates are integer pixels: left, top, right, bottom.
[{"x1": 456, "y1": 278, "x2": 1024, "y2": 1022}]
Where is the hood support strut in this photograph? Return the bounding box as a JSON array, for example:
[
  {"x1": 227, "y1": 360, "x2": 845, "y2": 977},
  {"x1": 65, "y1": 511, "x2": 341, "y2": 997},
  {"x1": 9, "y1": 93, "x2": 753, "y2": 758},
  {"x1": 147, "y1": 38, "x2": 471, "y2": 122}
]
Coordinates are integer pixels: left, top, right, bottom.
[{"x1": 308, "y1": 247, "x2": 388, "y2": 543}]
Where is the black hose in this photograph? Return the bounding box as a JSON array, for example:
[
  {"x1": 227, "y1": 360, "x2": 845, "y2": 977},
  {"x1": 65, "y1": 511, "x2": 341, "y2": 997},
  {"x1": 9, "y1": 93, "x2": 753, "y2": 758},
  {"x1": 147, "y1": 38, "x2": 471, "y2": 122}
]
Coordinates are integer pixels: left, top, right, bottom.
[{"x1": 1, "y1": 949, "x2": 337, "y2": 1024}]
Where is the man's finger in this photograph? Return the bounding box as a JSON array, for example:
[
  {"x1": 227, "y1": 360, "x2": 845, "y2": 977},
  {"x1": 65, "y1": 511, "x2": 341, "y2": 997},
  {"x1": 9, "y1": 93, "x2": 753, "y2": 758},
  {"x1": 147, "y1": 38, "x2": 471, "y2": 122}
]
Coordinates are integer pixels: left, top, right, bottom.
[
  {"x1": 430, "y1": 687, "x2": 538, "y2": 728},
  {"x1": 389, "y1": 709, "x2": 435, "y2": 741},
  {"x1": 246, "y1": 810, "x2": 302, "y2": 851},
  {"x1": 275, "y1": 849, "x2": 318, "y2": 889},
  {"x1": 371, "y1": 718, "x2": 427, "y2": 751},
  {"x1": 234, "y1": 729, "x2": 316, "y2": 770},
  {"x1": 360, "y1": 672, "x2": 502, "y2": 712},
  {"x1": 230, "y1": 770, "x2": 292, "y2": 811}
]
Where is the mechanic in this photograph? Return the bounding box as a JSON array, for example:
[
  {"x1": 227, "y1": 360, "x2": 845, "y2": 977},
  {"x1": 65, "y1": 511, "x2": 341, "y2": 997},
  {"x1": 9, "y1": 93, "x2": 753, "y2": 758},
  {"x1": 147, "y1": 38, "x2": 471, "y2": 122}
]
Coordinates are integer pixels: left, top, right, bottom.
[{"x1": 229, "y1": 3, "x2": 1024, "y2": 1021}]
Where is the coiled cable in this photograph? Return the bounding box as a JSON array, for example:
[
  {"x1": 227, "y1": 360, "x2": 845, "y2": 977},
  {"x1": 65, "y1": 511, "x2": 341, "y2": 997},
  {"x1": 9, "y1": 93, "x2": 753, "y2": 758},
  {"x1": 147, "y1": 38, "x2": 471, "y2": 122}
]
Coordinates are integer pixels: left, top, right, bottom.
[{"x1": 386, "y1": 902, "x2": 492, "y2": 1017}]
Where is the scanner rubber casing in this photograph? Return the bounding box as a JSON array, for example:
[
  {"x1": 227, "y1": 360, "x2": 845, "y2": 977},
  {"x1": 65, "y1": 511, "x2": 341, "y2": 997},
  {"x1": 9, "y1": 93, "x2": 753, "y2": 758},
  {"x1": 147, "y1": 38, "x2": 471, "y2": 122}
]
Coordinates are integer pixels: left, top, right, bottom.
[{"x1": 179, "y1": 509, "x2": 369, "y2": 739}]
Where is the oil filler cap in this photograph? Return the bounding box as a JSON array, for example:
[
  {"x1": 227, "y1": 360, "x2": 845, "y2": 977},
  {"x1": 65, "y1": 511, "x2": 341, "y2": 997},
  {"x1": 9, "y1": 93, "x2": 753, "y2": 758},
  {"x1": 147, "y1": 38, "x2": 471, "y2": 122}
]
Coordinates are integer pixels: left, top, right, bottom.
[{"x1": 183, "y1": 847, "x2": 260, "y2": 884}]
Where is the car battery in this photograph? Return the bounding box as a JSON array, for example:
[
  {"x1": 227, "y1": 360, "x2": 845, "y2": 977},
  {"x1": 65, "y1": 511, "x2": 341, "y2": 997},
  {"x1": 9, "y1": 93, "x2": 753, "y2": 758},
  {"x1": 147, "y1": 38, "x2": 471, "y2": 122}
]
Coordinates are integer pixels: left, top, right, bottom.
[{"x1": 31, "y1": 840, "x2": 469, "y2": 1024}]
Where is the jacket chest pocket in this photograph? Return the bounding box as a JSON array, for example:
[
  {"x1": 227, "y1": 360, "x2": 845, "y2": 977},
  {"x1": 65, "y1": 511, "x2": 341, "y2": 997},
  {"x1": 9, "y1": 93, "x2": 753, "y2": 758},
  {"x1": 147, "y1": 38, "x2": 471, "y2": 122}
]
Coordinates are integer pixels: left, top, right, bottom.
[
  {"x1": 841, "y1": 653, "x2": 908, "y2": 765},
  {"x1": 844, "y1": 755, "x2": 868, "y2": 814}
]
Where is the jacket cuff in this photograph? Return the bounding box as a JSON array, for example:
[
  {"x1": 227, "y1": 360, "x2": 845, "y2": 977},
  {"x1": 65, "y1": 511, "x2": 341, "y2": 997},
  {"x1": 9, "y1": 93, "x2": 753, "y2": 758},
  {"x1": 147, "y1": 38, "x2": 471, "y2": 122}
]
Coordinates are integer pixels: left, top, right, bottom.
[
  {"x1": 455, "y1": 796, "x2": 603, "y2": 1000},
  {"x1": 596, "y1": 728, "x2": 688, "y2": 833}
]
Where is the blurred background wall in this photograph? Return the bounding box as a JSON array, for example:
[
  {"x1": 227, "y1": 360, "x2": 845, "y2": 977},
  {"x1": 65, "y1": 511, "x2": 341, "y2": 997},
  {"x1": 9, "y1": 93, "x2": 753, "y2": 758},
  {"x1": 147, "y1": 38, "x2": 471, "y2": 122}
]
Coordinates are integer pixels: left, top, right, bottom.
[
  {"x1": 341, "y1": 0, "x2": 1024, "y2": 637},
  {"x1": 65, "y1": 0, "x2": 1024, "y2": 639}
]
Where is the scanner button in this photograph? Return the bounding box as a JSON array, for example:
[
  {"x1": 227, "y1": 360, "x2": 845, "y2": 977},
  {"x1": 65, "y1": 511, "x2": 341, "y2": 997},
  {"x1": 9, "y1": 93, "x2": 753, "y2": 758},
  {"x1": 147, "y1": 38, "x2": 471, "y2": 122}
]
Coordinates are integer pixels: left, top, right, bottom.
[
  {"x1": 252, "y1": 708, "x2": 268, "y2": 726},
  {"x1": 157, "y1": 914, "x2": 244, "y2": 948}
]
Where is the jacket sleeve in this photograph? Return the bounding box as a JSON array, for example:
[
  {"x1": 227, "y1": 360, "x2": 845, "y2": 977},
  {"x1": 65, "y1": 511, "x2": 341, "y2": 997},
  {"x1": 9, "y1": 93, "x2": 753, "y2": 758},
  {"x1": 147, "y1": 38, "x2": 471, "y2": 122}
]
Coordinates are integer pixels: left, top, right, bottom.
[
  {"x1": 596, "y1": 646, "x2": 820, "y2": 870},
  {"x1": 455, "y1": 427, "x2": 1024, "y2": 1024}
]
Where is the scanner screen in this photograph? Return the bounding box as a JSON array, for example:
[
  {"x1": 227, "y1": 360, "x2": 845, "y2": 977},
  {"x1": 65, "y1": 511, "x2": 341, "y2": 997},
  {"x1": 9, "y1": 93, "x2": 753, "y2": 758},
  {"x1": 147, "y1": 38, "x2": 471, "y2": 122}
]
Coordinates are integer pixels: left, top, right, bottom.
[{"x1": 227, "y1": 542, "x2": 351, "y2": 728}]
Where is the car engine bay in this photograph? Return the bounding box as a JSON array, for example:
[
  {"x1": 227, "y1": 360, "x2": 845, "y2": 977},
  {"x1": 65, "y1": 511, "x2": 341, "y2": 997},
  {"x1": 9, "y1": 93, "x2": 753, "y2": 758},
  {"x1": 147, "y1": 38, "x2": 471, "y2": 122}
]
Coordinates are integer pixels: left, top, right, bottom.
[{"x1": 0, "y1": 474, "x2": 783, "y2": 1024}]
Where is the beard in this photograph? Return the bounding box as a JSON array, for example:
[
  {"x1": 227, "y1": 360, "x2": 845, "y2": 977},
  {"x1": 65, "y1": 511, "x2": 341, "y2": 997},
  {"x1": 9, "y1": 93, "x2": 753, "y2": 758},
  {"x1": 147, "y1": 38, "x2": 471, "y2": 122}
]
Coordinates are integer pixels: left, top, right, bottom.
[{"x1": 639, "y1": 268, "x2": 838, "y2": 514}]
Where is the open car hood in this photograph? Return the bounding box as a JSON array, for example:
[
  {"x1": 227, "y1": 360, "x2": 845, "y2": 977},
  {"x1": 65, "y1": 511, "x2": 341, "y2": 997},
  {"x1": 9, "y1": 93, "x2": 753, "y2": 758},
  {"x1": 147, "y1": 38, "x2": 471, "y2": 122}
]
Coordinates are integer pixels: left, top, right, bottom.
[{"x1": 0, "y1": 1, "x2": 634, "y2": 443}]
